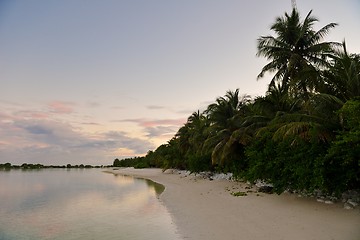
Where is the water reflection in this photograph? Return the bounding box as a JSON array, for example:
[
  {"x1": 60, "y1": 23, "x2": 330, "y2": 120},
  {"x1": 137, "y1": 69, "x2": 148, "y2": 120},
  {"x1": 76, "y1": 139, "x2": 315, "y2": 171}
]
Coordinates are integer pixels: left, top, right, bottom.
[
  {"x1": 112, "y1": 173, "x2": 135, "y2": 186},
  {"x1": 145, "y1": 179, "x2": 165, "y2": 196},
  {"x1": 0, "y1": 169, "x2": 181, "y2": 240},
  {"x1": 108, "y1": 171, "x2": 165, "y2": 196}
]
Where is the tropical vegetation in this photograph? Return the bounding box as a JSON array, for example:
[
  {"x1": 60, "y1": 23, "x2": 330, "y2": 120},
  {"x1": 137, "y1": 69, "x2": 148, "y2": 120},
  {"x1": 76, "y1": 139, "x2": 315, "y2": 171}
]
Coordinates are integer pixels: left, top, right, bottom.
[{"x1": 114, "y1": 8, "x2": 360, "y2": 196}]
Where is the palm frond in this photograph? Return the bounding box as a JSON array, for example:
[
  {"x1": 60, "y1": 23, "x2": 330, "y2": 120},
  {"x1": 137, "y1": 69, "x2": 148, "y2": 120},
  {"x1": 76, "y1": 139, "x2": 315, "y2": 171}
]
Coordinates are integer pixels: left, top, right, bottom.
[
  {"x1": 211, "y1": 140, "x2": 226, "y2": 165},
  {"x1": 311, "y1": 23, "x2": 338, "y2": 44}
]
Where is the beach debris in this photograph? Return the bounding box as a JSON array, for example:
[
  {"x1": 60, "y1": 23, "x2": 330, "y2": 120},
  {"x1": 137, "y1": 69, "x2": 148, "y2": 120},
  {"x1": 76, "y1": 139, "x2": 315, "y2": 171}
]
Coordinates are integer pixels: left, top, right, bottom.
[
  {"x1": 346, "y1": 200, "x2": 358, "y2": 207},
  {"x1": 344, "y1": 200, "x2": 360, "y2": 209},
  {"x1": 231, "y1": 191, "x2": 247, "y2": 197},
  {"x1": 344, "y1": 202, "x2": 355, "y2": 210},
  {"x1": 258, "y1": 186, "x2": 274, "y2": 194},
  {"x1": 170, "y1": 169, "x2": 360, "y2": 209},
  {"x1": 341, "y1": 190, "x2": 360, "y2": 209},
  {"x1": 210, "y1": 172, "x2": 233, "y2": 181},
  {"x1": 255, "y1": 180, "x2": 274, "y2": 194},
  {"x1": 163, "y1": 169, "x2": 175, "y2": 174},
  {"x1": 174, "y1": 170, "x2": 233, "y2": 181},
  {"x1": 342, "y1": 190, "x2": 360, "y2": 202}
]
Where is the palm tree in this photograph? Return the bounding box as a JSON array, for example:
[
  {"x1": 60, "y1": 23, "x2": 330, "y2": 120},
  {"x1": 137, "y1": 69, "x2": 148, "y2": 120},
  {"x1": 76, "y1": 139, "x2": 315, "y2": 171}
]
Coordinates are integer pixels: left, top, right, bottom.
[
  {"x1": 257, "y1": 7, "x2": 339, "y2": 99},
  {"x1": 322, "y1": 41, "x2": 360, "y2": 101},
  {"x1": 254, "y1": 90, "x2": 343, "y2": 145},
  {"x1": 176, "y1": 110, "x2": 209, "y2": 159},
  {"x1": 252, "y1": 83, "x2": 341, "y2": 145},
  {"x1": 203, "y1": 89, "x2": 251, "y2": 166}
]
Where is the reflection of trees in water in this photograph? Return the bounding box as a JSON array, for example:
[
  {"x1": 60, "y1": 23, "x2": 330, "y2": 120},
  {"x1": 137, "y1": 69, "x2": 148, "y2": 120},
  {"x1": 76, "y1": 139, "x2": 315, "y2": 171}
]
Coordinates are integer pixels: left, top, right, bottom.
[
  {"x1": 108, "y1": 172, "x2": 165, "y2": 196},
  {"x1": 145, "y1": 179, "x2": 165, "y2": 196}
]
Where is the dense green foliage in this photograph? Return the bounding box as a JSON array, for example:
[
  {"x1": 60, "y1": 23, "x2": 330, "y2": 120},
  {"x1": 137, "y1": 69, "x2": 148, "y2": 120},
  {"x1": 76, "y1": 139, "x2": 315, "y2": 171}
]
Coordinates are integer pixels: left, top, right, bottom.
[{"x1": 114, "y1": 8, "x2": 360, "y2": 195}]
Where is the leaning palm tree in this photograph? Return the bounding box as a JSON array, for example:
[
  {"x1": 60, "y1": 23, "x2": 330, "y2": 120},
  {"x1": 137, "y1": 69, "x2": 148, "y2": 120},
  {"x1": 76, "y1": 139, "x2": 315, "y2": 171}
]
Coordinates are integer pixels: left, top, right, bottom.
[{"x1": 257, "y1": 7, "x2": 339, "y2": 99}]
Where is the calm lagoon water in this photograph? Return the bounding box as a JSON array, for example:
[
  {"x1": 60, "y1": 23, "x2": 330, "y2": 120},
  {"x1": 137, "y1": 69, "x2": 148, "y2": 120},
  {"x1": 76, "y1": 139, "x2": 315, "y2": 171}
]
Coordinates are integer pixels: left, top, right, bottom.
[{"x1": 0, "y1": 169, "x2": 182, "y2": 240}]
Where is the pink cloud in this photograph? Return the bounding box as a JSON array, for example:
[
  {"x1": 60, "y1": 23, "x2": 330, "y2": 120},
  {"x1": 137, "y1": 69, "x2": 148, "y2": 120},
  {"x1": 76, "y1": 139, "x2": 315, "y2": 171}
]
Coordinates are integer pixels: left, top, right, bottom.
[
  {"x1": 0, "y1": 112, "x2": 11, "y2": 119},
  {"x1": 30, "y1": 112, "x2": 50, "y2": 119},
  {"x1": 0, "y1": 141, "x2": 9, "y2": 148},
  {"x1": 15, "y1": 110, "x2": 50, "y2": 119},
  {"x1": 48, "y1": 101, "x2": 75, "y2": 114}
]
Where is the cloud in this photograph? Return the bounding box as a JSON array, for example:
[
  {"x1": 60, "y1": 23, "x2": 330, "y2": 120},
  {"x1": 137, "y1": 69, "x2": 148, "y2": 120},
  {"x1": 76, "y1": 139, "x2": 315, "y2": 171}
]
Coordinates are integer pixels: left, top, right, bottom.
[
  {"x1": 104, "y1": 131, "x2": 155, "y2": 153},
  {"x1": 86, "y1": 101, "x2": 101, "y2": 108},
  {"x1": 0, "y1": 112, "x2": 12, "y2": 120},
  {"x1": 80, "y1": 122, "x2": 101, "y2": 125},
  {"x1": 145, "y1": 126, "x2": 179, "y2": 138},
  {"x1": 111, "y1": 106, "x2": 124, "y2": 110},
  {"x1": 146, "y1": 105, "x2": 166, "y2": 110},
  {"x1": 24, "y1": 124, "x2": 53, "y2": 135},
  {"x1": 48, "y1": 101, "x2": 75, "y2": 114},
  {"x1": 0, "y1": 101, "x2": 178, "y2": 165},
  {"x1": 0, "y1": 117, "x2": 155, "y2": 165},
  {"x1": 14, "y1": 119, "x2": 79, "y2": 147},
  {"x1": 119, "y1": 118, "x2": 186, "y2": 128},
  {"x1": 113, "y1": 117, "x2": 186, "y2": 139},
  {"x1": 2, "y1": 109, "x2": 50, "y2": 121},
  {"x1": 140, "y1": 119, "x2": 186, "y2": 128}
]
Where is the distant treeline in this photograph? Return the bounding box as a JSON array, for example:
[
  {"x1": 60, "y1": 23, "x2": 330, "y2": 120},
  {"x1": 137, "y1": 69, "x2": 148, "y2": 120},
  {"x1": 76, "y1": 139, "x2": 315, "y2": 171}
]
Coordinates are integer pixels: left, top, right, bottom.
[
  {"x1": 113, "y1": 157, "x2": 151, "y2": 169},
  {"x1": 0, "y1": 163, "x2": 110, "y2": 170},
  {"x1": 113, "y1": 8, "x2": 360, "y2": 196}
]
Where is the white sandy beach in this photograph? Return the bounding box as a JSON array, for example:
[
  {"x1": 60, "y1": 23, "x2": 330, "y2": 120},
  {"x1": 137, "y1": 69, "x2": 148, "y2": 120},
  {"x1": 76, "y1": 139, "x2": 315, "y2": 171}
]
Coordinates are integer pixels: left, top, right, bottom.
[{"x1": 108, "y1": 168, "x2": 360, "y2": 240}]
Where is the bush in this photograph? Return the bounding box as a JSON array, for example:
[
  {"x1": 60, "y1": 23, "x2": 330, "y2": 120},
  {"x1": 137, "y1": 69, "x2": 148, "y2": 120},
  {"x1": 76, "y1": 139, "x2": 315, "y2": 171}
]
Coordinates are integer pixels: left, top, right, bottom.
[
  {"x1": 321, "y1": 100, "x2": 360, "y2": 194},
  {"x1": 186, "y1": 153, "x2": 211, "y2": 173},
  {"x1": 245, "y1": 134, "x2": 327, "y2": 193}
]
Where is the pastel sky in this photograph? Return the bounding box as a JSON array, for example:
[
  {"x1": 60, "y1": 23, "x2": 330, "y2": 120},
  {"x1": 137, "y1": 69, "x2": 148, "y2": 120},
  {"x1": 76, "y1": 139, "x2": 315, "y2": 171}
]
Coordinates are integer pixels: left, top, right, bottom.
[{"x1": 1, "y1": 0, "x2": 359, "y2": 165}]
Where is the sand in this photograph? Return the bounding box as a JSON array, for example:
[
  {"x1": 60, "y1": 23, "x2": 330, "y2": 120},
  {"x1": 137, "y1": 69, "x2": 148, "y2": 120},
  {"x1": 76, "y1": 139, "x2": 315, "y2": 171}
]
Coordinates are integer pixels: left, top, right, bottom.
[{"x1": 108, "y1": 168, "x2": 360, "y2": 240}]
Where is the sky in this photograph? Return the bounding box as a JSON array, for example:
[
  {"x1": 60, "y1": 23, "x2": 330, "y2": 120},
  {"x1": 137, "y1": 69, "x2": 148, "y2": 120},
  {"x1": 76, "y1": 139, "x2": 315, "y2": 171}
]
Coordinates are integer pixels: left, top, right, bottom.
[{"x1": 1, "y1": 0, "x2": 359, "y2": 165}]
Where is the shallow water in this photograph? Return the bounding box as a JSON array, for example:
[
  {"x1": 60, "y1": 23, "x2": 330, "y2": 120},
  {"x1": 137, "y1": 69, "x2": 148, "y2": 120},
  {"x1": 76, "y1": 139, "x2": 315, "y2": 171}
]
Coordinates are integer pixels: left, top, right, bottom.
[{"x1": 0, "y1": 169, "x2": 181, "y2": 240}]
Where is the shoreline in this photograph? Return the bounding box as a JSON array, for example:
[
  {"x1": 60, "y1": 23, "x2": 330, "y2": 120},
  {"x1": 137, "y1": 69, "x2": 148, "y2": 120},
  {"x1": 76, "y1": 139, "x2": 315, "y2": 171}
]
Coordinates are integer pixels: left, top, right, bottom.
[{"x1": 107, "y1": 168, "x2": 360, "y2": 240}]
